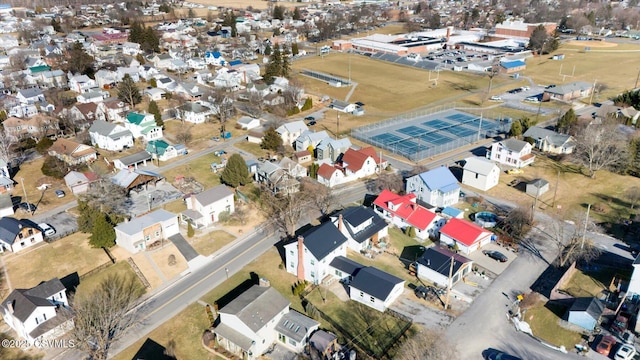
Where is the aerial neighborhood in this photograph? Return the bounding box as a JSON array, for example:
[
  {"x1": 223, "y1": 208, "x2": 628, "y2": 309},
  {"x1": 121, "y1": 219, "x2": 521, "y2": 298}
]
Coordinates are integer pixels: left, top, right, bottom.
[{"x1": 0, "y1": 1, "x2": 639, "y2": 360}]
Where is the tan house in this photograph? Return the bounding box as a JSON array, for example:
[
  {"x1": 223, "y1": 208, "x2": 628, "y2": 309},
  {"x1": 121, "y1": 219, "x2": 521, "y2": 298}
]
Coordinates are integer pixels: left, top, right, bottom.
[
  {"x1": 3, "y1": 115, "x2": 58, "y2": 140},
  {"x1": 48, "y1": 138, "x2": 97, "y2": 166},
  {"x1": 0, "y1": 217, "x2": 44, "y2": 253}
]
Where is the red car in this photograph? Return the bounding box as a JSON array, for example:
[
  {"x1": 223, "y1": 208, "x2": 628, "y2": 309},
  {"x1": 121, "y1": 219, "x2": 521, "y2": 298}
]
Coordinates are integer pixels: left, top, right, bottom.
[{"x1": 596, "y1": 335, "x2": 616, "y2": 356}]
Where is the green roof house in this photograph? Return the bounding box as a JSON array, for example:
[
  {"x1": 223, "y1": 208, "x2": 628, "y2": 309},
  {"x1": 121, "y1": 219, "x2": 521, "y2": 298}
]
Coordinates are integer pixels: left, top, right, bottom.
[
  {"x1": 146, "y1": 139, "x2": 181, "y2": 162},
  {"x1": 124, "y1": 112, "x2": 163, "y2": 141}
]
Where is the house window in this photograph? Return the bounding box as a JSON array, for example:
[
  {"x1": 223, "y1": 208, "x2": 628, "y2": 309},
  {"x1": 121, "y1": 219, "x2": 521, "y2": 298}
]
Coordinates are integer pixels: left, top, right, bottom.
[
  {"x1": 155, "y1": 231, "x2": 160, "y2": 238},
  {"x1": 290, "y1": 250, "x2": 293, "y2": 255},
  {"x1": 370, "y1": 296, "x2": 375, "y2": 303},
  {"x1": 475, "y1": 173, "x2": 479, "y2": 179},
  {"x1": 18, "y1": 233, "x2": 23, "y2": 239},
  {"x1": 310, "y1": 271, "x2": 315, "y2": 278},
  {"x1": 290, "y1": 262, "x2": 294, "y2": 268},
  {"x1": 144, "y1": 235, "x2": 150, "y2": 242},
  {"x1": 310, "y1": 260, "x2": 314, "y2": 265},
  {"x1": 28, "y1": 229, "x2": 33, "y2": 235},
  {"x1": 335, "y1": 270, "x2": 342, "y2": 277},
  {"x1": 359, "y1": 291, "x2": 364, "y2": 297}
]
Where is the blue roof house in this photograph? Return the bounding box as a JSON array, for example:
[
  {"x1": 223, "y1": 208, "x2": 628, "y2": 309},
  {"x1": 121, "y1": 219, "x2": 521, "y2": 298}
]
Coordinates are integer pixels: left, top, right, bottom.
[{"x1": 405, "y1": 166, "x2": 461, "y2": 208}]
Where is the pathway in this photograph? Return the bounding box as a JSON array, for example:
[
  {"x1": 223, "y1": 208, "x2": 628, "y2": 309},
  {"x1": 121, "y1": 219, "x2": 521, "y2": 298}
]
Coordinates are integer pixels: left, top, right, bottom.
[
  {"x1": 143, "y1": 252, "x2": 168, "y2": 283},
  {"x1": 344, "y1": 82, "x2": 358, "y2": 102}
]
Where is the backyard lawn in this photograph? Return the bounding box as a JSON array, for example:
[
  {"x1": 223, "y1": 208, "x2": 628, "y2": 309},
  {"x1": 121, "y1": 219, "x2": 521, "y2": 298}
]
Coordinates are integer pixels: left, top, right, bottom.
[
  {"x1": 75, "y1": 260, "x2": 145, "y2": 298},
  {"x1": 561, "y1": 266, "x2": 631, "y2": 298},
  {"x1": 160, "y1": 152, "x2": 223, "y2": 189},
  {"x1": 525, "y1": 300, "x2": 583, "y2": 350},
  {"x1": 3, "y1": 232, "x2": 111, "y2": 290}
]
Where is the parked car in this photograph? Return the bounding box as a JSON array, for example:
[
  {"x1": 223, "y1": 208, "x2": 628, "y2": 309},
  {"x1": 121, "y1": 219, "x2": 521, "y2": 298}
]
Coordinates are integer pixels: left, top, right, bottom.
[
  {"x1": 611, "y1": 314, "x2": 630, "y2": 334},
  {"x1": 308, "y1": 121, "x2": 316, "y2": 126},
  {"x1": 615, "y1": 344, "x2": 637, "y2": 360},
  {"x1": 596, "y1": 335, "x2": 617, "y2": 356},
  {"x1": 524, "y1": 96, "x2": 540, "y2": 103},
  {"x1": 214, "y1": 150, "x2": 227, "y2": 157},
  {"x1": 55, "y1": 190, "x2": 65, "y2": 198},
  {"x1": 304, "y1": 116, "x2": 315, "y2": 121},
  {"x1": 507, "y1": 168, "x2": 524, "y2": 175},
  {"x1": 38, "y1": 223, "x2": 55, "y2": 237},
  {"x1": 483, "y1": 250, "x2": 508, "y2": 262},
  {"x1": 414, "y1": 285, "x2": 428, "y2": 299},
  {"x1": 18, "y1": 202, "x2": 36, "y2": 212},
  {"x1": 212, "y1": 136, "x2": 220, "y2": 142},
  {"x1": 620, "y1": 330, "x2": 636, "y2": 345},
  {"x1": 490, "y1": 95, "x2": 502, "y2": 101}
]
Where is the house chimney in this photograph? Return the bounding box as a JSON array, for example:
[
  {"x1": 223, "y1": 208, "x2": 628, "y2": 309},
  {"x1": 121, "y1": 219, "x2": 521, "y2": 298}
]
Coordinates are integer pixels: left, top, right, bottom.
[
  {"x1": 6, "y1": 301, "x2": 13, "y2": 314},
  {"x1": 337, "y1": 214, "x2": 343, "y2": 232},
  {"x1": 446, "y1": 27, "x2": 451, "y2": 42},
  {"x1": 297, "y1": 235, "x2": 305, "y2": 280}
]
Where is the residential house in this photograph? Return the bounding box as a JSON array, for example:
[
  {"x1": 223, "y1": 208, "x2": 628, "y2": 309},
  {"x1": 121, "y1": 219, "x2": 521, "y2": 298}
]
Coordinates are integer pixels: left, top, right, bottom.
[
  {"x1": 523, "y1": 126, "x2": 575, "y2": 154},
  {"x1": 48, "y1": 138, "x2": 97, "y2": 166},
  {"x1": 146, "y1": 139, "x2": 179, "y2": 162},
  {"x1": 143, "y1": 88, "x2": 166, "y2": 101},
  {"x1": 112, "y1": 151, "x2": 153, "y2": 170},
  {"x1": 211, "y1": 68, "x2": 243, "y2": 89},
  {"x1": 309, "y1": 330, "x2": 340, "y2": 359},
  {"x1": 64, "y1": 171, "x2": 98, "y2": 195},
  {"x1": 566, "y1": 297, "x2": 604, "y2": 331},
  {"x1": 115, "y1": 66, "x2": 140, "y2": 83},
  {"x1": 4, "y1": 115, "x2": 57, "y2": 140},
  {"x1": 68, "y1": 74, "x2": 97, "y2": 93},
  {"x1": 349, "y1": 266, "x2": 405, "y2": 312},
  {"x1": 316, "y1": 163, "x2": 345, "y2": 188},
  {"x1": 150, "y1": 53, "x2": 173, "y2": 69},
  {"x1": 0, "y1": 194, "x2": 14, "y2": 217},
  {"x1": 373, "y1": 190, "x2": 444, "y2": 240},
  {"x1": 176, "y1": 102, "x2": 213, "y2": 124},
  {"x1": 337, "y1": 147, "x2": 384, "y2": 180},
  {"x1": 276, "y1": 121, "x2": 308, "y2": 147},
  {"x1": 405, "y1": 167, "x2": 461, "y2": 208},
  {"x1": 111, "y1": 168, "x2": 163, "y2": 194},
  {"x1": 330, "y1": 206, "x2": 388, "y2": 252},
  {"x1": 76, "y1": 91, "x2": 106, "y2": 104},
  {"x1": 0, "y1": 159, "x2": 12, "y2": 194},
  {"x1": 284, "y1": 222, "x2": 348, "y2": 284},
  {"x1": 182, "y1": 185, "x2": 235, "y2": 228},
  {"x1": 102, "y1": 100, "x2": 129, "y2": 123},
  {"x1": 138, "y1": 64, "x2": 160, "y2": 81},
  {"x1": 487, "y1": 138, "x2": 535, "y2": 168},
  {"x1": 122, "y1": 41, "x2": 142, "y2": 56},
  {"x1": 89, "y1": 120, "x2": 134, "y2": 151},
  {"x1": 94, "y1": 69, "x2": 118, "y2": 89},
  {"x1": 439, "y1": 218, "x2": 494, "y2": 254},
  {"x1": 236, "y1": 116, "x2": 261, "y2": 130},
  {"x1": 316, "y1": 138, "x2": 352, "y2": 162},
  {"x1": 0, "y1": 217, "x2": 44, "y2": 253},
  {"x1": 330, "y1": 99, "x2": 356, "y2": 113},
  {"x1": 114, "y1": 209, "x2": 179, "y2": 253},
  {"x1": 204, "y1": 51, "x2": 226, "y2": 66},
  {"x1": 37, "y1": 70, "x2": 66, "y2": 89},
  {"x1": 294, "y1": 130, "x2": 329, "y2": 152},
  {"x1": 16, "y1": 88, "x2": 45, "y2": 105},
  {"x1": 543, "y1": 81, "x2": 593, "y2": 102},
  {"x1": 461, "y1": 157, "x2": 501, "y2": 191},
  {"x1": 73, "y1": 102, "x2": 104, "y2": 123},
  {"x1": 213, "y1": 285, "x2": 319, "y2": 359},
  {"x1": 415, "y1": 246, "x2": 473, "y2": 288},
  {"x1": 294, "y1": 150, "x2": 312, "y2": 164},
  {"x1": 247, "y1": 129, "x2": 264, "y2": 144},
  {"x1": 124, "y1": 112, "x2": 163, "y2": 141},
  {"x1": 1, "y1": 278, "x2": 71, "y2": 346},
  {"x1": 255, "y1": 161, "x2": 300, "y2": 194},
  {"x1": 278, "y1": 158, "x2": 307, "y2": 178}
]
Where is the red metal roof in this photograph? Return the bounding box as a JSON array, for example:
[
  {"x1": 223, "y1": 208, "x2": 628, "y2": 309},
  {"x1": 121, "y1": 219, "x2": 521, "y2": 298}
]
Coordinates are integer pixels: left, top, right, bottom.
[
  {"x1": 440, "y1": 218, "x2": 491, "y2": 246},
  {"x1": 373, "y1": 190, "x2": 436, "y2": 230},
  {"x1": 317, "y1": 163, "x2": 340, "y2": 179}
]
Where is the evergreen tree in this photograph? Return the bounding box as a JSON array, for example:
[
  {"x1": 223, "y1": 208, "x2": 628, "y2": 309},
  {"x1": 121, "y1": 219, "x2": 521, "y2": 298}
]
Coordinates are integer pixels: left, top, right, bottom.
[
  {"x1": 263, "y1": 47, "x2": 282, "y2": 84},
  {"x1": 142, "y1": 27, "x2": 159, "y2": 52},
  {"x1": 128, "y1": 21, "x2": 144, "y2": 43},
  {"x1": 51, "y1": 18, "x2": 62, "y2": 33},
  {"x1": 148, "y1": 100, "x2": 163, "y2": 126},
  {"x1": 35, "y1": 137, "x2": 53, "y2": 155},
  {"x1": 281, "y1": 53, "x2": 291, "y2": 77},
  {"x1": 272, "y1": 5, "x2": 285, "y2": 20},
  {"x1": 117, "y1": 74, "x2": 142, "y2": 107},
  {"x1": 292, "y1": 7, "x2": 302, "y2": 20},
  {"x1": 556, "y1": 109, "x2": 577, "y2": 134},
  {"x1": 221, "y1": 154, "x2": 250, "y2": 188},
  {"x1": 89, "y1": 213, "x2": 116, "y2": 248},
  {"x1": 264, "y1": 43, "x2": 272, "y2": 56},
  {"x1": 291, "y1": 42, "x2": 299, "y2": 56},
  {"x1": 261, "y1": 127, "x2": 284, "y2": 151},
  {"x1": 187, "y1": 221, "x2": 195, "y2": 237},
  {"x1": 149, "y1": 78, "x2": 157, "y2": 88},
  {"x1": 509, "y1": 120, "x2": 523, "y2": 137}
]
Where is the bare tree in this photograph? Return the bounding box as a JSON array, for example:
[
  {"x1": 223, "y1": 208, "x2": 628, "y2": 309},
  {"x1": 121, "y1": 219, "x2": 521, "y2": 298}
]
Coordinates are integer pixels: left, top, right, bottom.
[
  {"x1": 70, "y1": 273, "x2": 145, "y2": 360},
  {"x1": 211, "y1": 89, "x2": 235, "y2": 134},
  {"x1": 573, "y1": 123, "x2": 630, "y2": 179},
  {"x1": 547, "y1": 217, "x2": 601, "y2": 267},
  {"x1": 625, "y1": 186, "x2": 640, "y2": 210},
  {"x1": 0, "y1": 132, "x2": 17, "y2": 164},
  {"x1": 500, "y1": 205, "x2": 534, "y2": 242},
  {"x1": 374, "y1": 171, "x2": 404, "y2": 193},
  {"x1": 175, "y1": 126, "x2": 193, "y2": 145},
  {"x1": 81, "y1": 178, "x2": 128, "y2": 216},
  {"x1": 394, "y1": 328, "x2": 458, "y2": 360},
  {"x1": 302, "y1": 180, "x2": 337, "y2": 216},
  {"x1": 259, "y1": 186, "x2": 309, "y2": 238},
  {"x1": 245, "y1": 91, "x2": 264, "y2": 119}
]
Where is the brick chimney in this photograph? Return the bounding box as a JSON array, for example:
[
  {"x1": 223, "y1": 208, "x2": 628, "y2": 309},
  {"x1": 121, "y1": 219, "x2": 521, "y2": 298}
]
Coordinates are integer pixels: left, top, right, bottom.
[
  {"x1": 446, "y1": 27, "x2": 451, "y2": 42},
  {"x1": 297, "y1": 235, "x2": 305, "y2": 280},
  {"x1": 337, "y1": 214, "x2": 343, "y2": 232}
]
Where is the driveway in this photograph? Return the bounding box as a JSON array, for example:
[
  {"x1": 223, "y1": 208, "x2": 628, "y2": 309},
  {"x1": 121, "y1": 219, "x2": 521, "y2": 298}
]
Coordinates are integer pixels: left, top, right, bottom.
[
  {"x1": 36, "y1": 212, "x2": 78, "y2": 240},
  {"x1": 467, "y1": 243, "x2": 518, "y2": 275},
  {"x1": 390, "y1": 288, "x2": 455, "y2": 329},
  {"x1": 127, "y1": 182, "x2": 183, "y2": 216}
]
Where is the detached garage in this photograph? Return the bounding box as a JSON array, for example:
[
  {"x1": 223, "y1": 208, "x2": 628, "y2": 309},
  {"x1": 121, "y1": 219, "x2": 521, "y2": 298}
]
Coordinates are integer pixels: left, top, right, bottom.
[
  {"x1": 416, "y1": 246, "x2": 473, "y2": 287},
  {"x1": 566, "y1": 297, "x2": 604, "y2": 331},
  {"x1": 526, "y1": 178, "x2": 549, "y2": 197},
  {"x1": 439, "y1": 218, "x2": 494, "y2": 255}
]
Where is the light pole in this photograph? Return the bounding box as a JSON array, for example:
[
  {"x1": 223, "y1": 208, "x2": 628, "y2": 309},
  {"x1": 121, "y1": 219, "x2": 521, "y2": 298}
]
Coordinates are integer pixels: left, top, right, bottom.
[
  {"x1": 147, "y1": 192, "x2": 152, "y2": 212},
  {"x1": 20, "y1": 177, "x2": 32, "y2": 215},
  {"x1": 225, "y1": 267, "x2": 229, "y2": 279}
]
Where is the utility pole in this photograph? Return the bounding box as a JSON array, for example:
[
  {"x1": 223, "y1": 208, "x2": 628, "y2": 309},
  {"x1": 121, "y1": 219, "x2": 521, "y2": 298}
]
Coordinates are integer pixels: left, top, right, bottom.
[
  {"x1": 20, "y1": 177, "x2": 32, "y2": 215},
  {"x1": 581, "y1": 204, "x2": 591, "y2": 250},
  {"x1": 552, "y1": 169, "x2": 560, "y2": 207},
  {"x1": 444, "y1": 256, "x2": 455, "y2": 310},
  {"x1": 635, "y1": 68, "x2": 640, "y2": 89},
  {"x1": 589, "y1": 79, "x2": 597, "y2": 105}
]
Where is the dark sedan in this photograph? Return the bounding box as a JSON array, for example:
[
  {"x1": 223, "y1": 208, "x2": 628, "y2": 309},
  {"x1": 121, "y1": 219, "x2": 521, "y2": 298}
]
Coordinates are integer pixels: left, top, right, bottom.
[
  {"x1": 482, "y1": 348, "x2": 521, "y2": 360},
  {"x1": 18, "y1": 202, "x2": 36, "y2": 212},
  {"x1": 483, "y1": 250, "x2": 508, "y2": 262}
]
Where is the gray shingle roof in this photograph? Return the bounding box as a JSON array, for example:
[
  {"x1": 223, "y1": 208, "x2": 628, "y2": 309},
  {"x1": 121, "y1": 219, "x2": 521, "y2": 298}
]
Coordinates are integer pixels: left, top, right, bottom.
[
  {"x1": 300, "y1": 221, "x2": 348, "y2": 260},
  {"x1": 335, "y1": 206, "x2": 388, "y2": 244},
  {"x1": 416, "y1": 246, "x2": 471, "y2": 277},
  {"x1": 220, "y1": 285, "x2": 290, "y2": 333},
  {"x1": 349, "y1": 266, "x2": 404, "y2": 301},
  {"x1": 569, "y1": 297, "x2": 604, "y2": 320},
  {"x1": 522, "y1": 126, "x2": 573, "y2": 147},
  {"x1": 275, "y1": 310, "x2": 319, "y2": 343},
  {"x1": 501, "y1": 138, "x2": 529, "y2": 152},
  {"x1": 115, "y1": 209, "x2": 176, "y2": 236},
  {"x1": 116, "y1": 151, "x2": 152, "y2": 167},
  {"x1": 329, "y1": 256, "x2": 364, "y2": 276},
  {"x1": 89, "y1": 120, "x2": 132, "y2": 140},
  {"x1": 1, "y1": 278, "x2": 64, "y2": 323},
  {"x1": 463, "y1": 157, "x2": 498, "y2": 176},
  {"x1": 0, "y1": 217, "x2": 40, "y2": 245},
  {"x1": 194, "y1": 185, "x2": 233, "y2": 207}
]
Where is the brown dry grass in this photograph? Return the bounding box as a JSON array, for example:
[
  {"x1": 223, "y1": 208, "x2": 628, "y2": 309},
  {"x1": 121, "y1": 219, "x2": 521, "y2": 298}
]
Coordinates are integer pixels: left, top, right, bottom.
[
  {"x1": 191, "y1": 230, "x2": 236, "y2": 256},
  {"x1": 567, "y1": 40, "x2": 618, "y2": 48},
  {"x1": 150, "y1": 243, "x2": 189, "y2": 279},
  {"x1": 3, "y1": 232, "x2": 109, "y2": 290},
  {"x1": 130, "y1": 251, "x2": 164, "y2": 289}
]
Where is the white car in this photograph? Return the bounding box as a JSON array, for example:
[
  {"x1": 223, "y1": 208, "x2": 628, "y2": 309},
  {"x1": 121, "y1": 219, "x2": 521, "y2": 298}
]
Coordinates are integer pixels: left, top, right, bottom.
[
  {"x1": 490, "y1": 95, "x2": 502, "y2": 101},
  {"x1": 38, "y1": 223, "x2": 55, "y2": 237},
  {"x1": 615, "y1": 344, "x2": 637, "y2": 360}
]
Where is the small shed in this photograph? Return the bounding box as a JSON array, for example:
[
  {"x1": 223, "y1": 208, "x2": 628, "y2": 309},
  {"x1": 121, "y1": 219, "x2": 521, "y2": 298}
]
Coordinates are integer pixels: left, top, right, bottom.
[
  {"x1": 526, "y1": 178, "x2": 549, "y2": 197},
  {"x1": 567, "y1": 297, "x2": 604, "y2": 331}
]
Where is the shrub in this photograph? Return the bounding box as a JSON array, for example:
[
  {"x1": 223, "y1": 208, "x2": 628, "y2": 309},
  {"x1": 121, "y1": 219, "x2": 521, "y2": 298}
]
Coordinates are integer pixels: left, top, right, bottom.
[
  {"x1": 187, "y1": 222, "x2": 195, "y2": 237},
  {"x1": 301, "y1": 97, "x2": 313, "y2": 111}
]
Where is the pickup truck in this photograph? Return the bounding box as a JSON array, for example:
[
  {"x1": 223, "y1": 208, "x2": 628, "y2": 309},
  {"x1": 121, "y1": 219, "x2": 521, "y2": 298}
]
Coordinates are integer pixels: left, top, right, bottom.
[{"x1": 611, "y1": 313, "x2": 630, "y2": 334}]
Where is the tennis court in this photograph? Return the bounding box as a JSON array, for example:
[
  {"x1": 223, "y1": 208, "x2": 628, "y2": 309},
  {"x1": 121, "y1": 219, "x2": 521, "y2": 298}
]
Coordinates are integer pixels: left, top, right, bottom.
[{"x1": 352, "y1": 108, "x2": 506, "y2": 162}]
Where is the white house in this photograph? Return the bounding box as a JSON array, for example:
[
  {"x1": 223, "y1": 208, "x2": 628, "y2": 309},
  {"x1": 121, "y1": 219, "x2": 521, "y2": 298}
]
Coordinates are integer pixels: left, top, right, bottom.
[
  {"x1": 213, "y1": 285, "x2": 319, "y2": 359},
  {"x1": 1, "y1": 278, "x2": 71, "y2": 346},
  {"x1": 373, "y1": 190, "x2": 444, "y2": 240},
  {"x1": 339, "y1": 147, "x2": 383, "y2": 180},
  {"x1": 405, "y1": 167, "x2": 461, "y2": 208},
  {"x1": 523, "y1": 126, "x2": 575, "y2": 155},
  {"x1": 143, "y1": 87, "x2": 166, "y2": 101},
  {"x1": 76, "y1": 91, "x2": 106, "y2": 104},
  {"x1": 146, "y1": 139, "x2": 181, "y2": 162},
  {"x1": 176, "y1": 102, "x2": 214, "y2": 124},
  {"x1": 16, "y1": 88, "x2": 45, "y2": 105},
  {"x1": 115, "y1": 209, "x2": 180, "y2": 254},
  {"x1": 349, "y1": 266, "x2": 405, "y2": 312},
  {"x1": 124, "y1": 112, "x2": 163, "y2": 141},
  {"x1": 276, "y1": 121, "x2": 308, "y2": 147},
  {"x1": 88, "y1": 120, "x2": 134, "y2": 151},
  {"x1": 236, "y1": 116, "x2": 261, "y2": 130},
  {"x1": 284, "y1": 222, "x2": 348, "y2": 284},
  {"x1": 330, "y1": 99, "x2": 356, "y2": 113},
  {"x1": 461, "y1": 157, "x2": 500, "y2": 191},
  {"x1": 439, "y1": 218, "x2": 494, "y2": 255},
  {"x1": 122, "y1": 41, "x2": 142, "y2": 56},
  {"x1": 68, "y1": 74, "x2": 97, "y2": 93},
  {"x1": 0, "y1": 217, "x2": 44, "y2": 253},
  {"x1": 416, "y1": 246, "x2": 473, "y2": 288},
  {"x1": 64, "y1": 171, "x2": 96, "y2": 195},
  {"x1": 627, "y1": 256, "x2": 640, "y2": 296},
  {"x1": 316, "y1": 163, "x2": 345, "y2": 188},
  {"x1": 330, "y1": 206, "x2": 388, "y2": 252},
  {"x1": 182, "y1": 185, "x2": 235, "y2": 228},
  {"x1": 486, "y1": 138, "x2": 535, "y2": 168}
]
